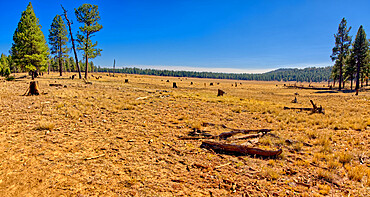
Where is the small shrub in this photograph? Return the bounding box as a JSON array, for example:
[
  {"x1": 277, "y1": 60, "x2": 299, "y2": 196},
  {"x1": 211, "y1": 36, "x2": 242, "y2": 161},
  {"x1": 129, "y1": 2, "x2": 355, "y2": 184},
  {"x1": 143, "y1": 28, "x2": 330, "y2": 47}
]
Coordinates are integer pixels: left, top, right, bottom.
[
  {"x1": 328, "y1": 160, "x2": 341, "y2": 170},
  {"x1": 5, "y1": 76, "x2": 15, "y2": 81},
  {"x1": 318, "y1": 184, "x2": 331, "y2": 195},
  {"x1": 35, "y1": 121, "x2": 54, "y2": 131},
  {"x1": 261, "y1": 167, "x2": 280, "y2": 180},
  {"x1": 346, "y1": 164, "x2": 365, "y2": 182},
  {"x1": 338, "y1": 152, "x2": 353, "y2": 165},
  {"x1": 292, "y1": 142, "x2": 303, "y2": 152},
  {"x1": 317, "y1": 169, "x2": 334, "y2": 182}
]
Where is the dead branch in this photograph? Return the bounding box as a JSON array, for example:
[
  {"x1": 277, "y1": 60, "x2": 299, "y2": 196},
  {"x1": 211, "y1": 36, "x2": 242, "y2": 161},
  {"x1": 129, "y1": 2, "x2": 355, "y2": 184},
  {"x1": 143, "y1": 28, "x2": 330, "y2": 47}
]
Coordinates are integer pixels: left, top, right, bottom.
[
  {"x1": 200, "y1": 141, "x2": 282, "y2": 157},
  {"x1": 284, "y1": 100, "x2": 324, "y2": 114},
  {"x1": 49, "y1": 83, "x2": 63, "y2": 87},
  {"x1": 84, "y1": 154, "x2": 105, "y2": 160}
]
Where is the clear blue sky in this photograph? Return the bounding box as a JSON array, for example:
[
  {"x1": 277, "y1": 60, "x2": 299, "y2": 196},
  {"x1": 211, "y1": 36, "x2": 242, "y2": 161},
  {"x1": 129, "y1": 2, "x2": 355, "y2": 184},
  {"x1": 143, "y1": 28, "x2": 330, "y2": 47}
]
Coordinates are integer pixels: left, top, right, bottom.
[{"x1": 1, "y1": 0, "x2": 370, "y2": 73}]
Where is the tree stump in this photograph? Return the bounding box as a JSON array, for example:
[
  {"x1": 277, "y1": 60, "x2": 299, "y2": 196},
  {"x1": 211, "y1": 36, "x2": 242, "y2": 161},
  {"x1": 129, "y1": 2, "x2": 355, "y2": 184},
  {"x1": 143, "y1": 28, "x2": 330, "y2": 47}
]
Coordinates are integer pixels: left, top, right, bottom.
[
  {"x1": 173, "y1": 82, "x2": 177, "y2": 88},
  {"x1": 125, "y1": 79, "x2": 129, "y2": 83},
  {"x1": 210, "y1": 82, "x2": 213, "y2": 86},
  {"x1": 190, "y1": 82, "x2": 193, "y2": 85},
  {"x1": 217, "y1": 89, "x2": 225, "y2": 96},
  {"x1": 24, "y1": 81, "x2": 40, "y2": 96}
]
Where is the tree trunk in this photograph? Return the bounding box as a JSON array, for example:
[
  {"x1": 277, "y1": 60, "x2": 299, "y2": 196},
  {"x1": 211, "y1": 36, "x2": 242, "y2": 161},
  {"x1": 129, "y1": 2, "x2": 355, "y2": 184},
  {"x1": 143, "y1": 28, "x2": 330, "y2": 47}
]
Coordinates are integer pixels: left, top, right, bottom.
[
  {"x1": 355, "y1": 61, "x2": 360, "y2": 95},
  {"x1": 59, "y1": 40, "x2": 63, "y2": 76},
  {"x1": 351, "y1": 77, "x2": 353, "y2": 90},
  {"x1": 84, "y1": 33, "x2": 89, "y2": 79},
  {"x1": 339, "y1": 62, "x2": 342, "y2": 90},
  {"x1": 342, "y1": 79, "x2": 345, "y2": 89},
  {"x1": 31, "y1": 71, "x2": 35, "y2": 80},
  {"x1": 62, "y1": 6, "x2": 82, "y2": 79}
]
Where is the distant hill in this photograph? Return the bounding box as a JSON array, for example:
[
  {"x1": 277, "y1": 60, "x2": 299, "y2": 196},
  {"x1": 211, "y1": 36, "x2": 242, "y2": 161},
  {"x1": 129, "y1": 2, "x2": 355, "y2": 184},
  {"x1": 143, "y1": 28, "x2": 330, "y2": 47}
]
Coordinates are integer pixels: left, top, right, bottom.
[{"x1": 96, "y1": 66, "x2": 332, "y2": 82}]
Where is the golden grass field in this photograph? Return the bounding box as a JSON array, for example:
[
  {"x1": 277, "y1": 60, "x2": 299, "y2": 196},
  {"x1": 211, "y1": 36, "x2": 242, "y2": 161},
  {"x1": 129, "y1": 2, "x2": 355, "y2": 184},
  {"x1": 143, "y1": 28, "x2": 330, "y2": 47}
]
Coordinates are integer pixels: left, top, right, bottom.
[{"x1": 0, "y1": 72, "x2": 369, "y2": 196}]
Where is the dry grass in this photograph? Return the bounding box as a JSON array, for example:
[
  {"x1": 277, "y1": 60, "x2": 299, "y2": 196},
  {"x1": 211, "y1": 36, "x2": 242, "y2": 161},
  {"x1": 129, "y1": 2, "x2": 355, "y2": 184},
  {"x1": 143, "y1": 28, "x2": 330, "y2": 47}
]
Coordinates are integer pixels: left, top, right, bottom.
[{"x1": 0, "y1": 72, "x2": 369, "y2": 196}]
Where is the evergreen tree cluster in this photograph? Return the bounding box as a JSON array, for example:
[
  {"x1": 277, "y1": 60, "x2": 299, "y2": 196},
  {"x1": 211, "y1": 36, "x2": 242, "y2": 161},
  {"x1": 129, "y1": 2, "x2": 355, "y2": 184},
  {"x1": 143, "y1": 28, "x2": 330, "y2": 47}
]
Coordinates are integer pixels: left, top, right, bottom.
[
  {"x1": 4, "y1": 2, "x2": 102, "y2": 79},
  {"x1": 331, "y1": 18, "x2": 370, "y2": 91},
  {"x1": 96, "y1": 66, "x2": 332, "y2": 82}
]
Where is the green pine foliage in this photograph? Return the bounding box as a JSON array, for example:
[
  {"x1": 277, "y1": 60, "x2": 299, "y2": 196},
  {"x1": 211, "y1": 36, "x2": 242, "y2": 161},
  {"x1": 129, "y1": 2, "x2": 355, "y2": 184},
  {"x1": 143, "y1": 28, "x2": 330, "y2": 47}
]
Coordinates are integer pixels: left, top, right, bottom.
[
  {"x1": 352, "y1": 25, "x2": 369, "y2": 93},
  {"x1": 48, "y1": 15, "x2": 69, "y2": 76},
  {"x1": 331, "y1": 18, "x2": 352, "y2": 90},
  {"x1": 95, "y1": 66, "x2": 332, "y2": 82},
  {"x1": 75, "y1": 4, "x2": 103, "y2": 79},
  {"x1": 10, "y1": 2, "x2": 49, "y2": 78}
]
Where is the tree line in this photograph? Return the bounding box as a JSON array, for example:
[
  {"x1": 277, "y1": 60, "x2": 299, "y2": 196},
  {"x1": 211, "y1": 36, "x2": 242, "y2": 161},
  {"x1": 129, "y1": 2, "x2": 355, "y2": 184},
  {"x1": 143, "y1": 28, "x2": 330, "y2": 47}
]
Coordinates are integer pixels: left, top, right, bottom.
[
  {"x1": 0, "y1": 2, "x2": 102, "y2": 80},
  {"x1": 96, "y1": 66, "x2": 332, "y2": 82},
  {"x1": 331, "y1": 18, "x2": 370, "y2": 94}
]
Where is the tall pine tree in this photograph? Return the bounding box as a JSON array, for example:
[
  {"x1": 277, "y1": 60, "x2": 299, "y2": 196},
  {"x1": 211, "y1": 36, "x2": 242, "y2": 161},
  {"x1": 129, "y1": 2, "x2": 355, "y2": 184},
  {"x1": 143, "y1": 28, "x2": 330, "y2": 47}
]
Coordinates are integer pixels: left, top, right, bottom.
[
  {"x1": 75, "y1": 4, "x2": 103, "y2": 79},
  {"x1": 49, "y1": 15, "x2": 69, "y2": 76},
  {"x1": 353, "y1": 25, "x2": 369, "y2": 95},
  {"x1": 331, "y1": 18, "x2": 352, "y2": 90},
  {"x1": 10, "y1": 2, "x2": 49, "y2": 80}
]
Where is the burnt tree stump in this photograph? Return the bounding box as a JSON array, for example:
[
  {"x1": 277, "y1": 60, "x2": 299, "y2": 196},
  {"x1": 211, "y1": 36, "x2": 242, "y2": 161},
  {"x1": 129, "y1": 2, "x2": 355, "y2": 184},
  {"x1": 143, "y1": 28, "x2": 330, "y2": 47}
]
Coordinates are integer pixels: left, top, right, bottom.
[
  {"x1": 217, "y1": 89, "x2": 225, "y2": 96},
  {"x1": 125, "y1": 79, "x2": 129, "y2": 83},
  {"x1": 173, "y1": 82, "x2": 178, "y2": 88},
  {"x1": 24, "y1": 81, "x2": 40, "y2": 96}
]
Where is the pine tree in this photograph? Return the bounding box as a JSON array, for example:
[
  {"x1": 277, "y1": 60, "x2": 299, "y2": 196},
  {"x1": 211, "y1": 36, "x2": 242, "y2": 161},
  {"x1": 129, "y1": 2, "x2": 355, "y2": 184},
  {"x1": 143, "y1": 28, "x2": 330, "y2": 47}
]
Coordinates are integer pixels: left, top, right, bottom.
[
  {"x1": 10, "y1": 2, "x2": 49, "y2": 80},
  {"x1": 49, "y1": 15, "x2": 69, "y2": 76},
  {"x1": 344, "y1": 49, "x2": 357, "y2": 90},
  {"x1": 331, "y1": 18, "x2": 352, "y2": 90},
  {"x1": 75, "y1": 4, "x2": 103, "y2": 79},
  {"x1": 353, "y1": 25, "x2": 369, "y2": 95}
]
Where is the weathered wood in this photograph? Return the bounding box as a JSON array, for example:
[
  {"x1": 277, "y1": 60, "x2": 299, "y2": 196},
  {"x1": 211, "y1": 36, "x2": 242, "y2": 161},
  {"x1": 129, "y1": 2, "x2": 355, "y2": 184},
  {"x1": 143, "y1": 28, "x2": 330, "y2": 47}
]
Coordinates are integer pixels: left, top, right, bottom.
[
  {"x1": 24, "y1": 81, "x2": 40, "y2": 96},
  {"x1": 49, "y1": 83, "x2": 63, "y2": 87},
  {"x1": 200, "y1": 141, "x2": 282, "y2": 157}
]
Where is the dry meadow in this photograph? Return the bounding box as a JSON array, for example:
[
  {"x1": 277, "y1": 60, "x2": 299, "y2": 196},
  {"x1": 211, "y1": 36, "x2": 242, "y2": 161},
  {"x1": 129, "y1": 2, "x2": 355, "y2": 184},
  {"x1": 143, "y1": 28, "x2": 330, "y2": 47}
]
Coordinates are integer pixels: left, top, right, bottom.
[{"x1": 0, "y1": 72, "x2": 369, "y2": 196}]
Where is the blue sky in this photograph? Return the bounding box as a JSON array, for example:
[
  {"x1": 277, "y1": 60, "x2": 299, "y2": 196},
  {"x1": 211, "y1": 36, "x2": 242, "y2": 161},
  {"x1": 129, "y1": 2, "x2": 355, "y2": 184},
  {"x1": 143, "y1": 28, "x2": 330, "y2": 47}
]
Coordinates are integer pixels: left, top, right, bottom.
[{"x1": 1, "y1": 0, "x2": 370, "y2": 73}]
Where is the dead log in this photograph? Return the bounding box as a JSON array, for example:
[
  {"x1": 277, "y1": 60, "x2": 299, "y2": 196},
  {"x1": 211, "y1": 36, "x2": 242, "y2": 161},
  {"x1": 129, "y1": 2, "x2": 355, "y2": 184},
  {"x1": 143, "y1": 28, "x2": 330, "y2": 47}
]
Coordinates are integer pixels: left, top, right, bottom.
[
  {"x1": 83, "y1": 78, "x2": 92, "y2": 85},
  {"x1": 284, "y1": 100, "x2": 324, "y2": 114},
  {"x1": 217, "y1": 89, "x2": 225, "y2": 96},
  {"x1": 49, "y1": 83, "x2": 63, "y2": 87},
  {"x1": 310, "y1": 100, "x2": 324, "y2": 114},
  {"x1": 23, "y1": 81, "x2": 40, "y2": 96},
  {"x1": 200, "y1": 141, "x2": 282, "y2": 157}
]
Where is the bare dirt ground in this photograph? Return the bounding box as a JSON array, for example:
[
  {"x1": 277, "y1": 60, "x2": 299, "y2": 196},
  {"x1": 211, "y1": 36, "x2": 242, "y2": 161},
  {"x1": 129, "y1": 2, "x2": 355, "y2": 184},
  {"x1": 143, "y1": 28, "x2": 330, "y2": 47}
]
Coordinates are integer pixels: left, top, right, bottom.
[{"x1": 0, "y1": 72, "x2": 369, "y2": 196}]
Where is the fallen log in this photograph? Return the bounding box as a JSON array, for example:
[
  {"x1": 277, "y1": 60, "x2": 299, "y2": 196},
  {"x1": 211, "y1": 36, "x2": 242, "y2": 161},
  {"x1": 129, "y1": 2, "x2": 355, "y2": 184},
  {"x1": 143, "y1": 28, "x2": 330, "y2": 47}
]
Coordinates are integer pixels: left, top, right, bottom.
[
  {"x1": 49, "y1": 83, "x2": 63, "y2": 87},
  {"x1": 200, "y1": 141, "x2": 282, "y2": 157},
  {"x1": 284, "y1": 100, "x2": 324, "y2": 114}
]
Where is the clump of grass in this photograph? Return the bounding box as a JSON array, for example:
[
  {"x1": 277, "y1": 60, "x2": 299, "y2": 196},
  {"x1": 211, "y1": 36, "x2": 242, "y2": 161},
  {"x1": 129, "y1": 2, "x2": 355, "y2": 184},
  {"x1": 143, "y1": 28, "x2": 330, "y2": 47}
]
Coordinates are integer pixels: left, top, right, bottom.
[
  {"x1": 318, "y1": 184, "x2": 331, "y2": 195},
  {"x1": 35, "y1": 121, "x2": 55, "y2": 131},
  {"x1": 327, "y1": 160, "x2": 341, "y2": 170},
  {"x1": 259, "y1": 136, "x2": 272, "y2": 146},
  {"x1": 317, "y1": 169, "x2": 334, "y2": 182},
  {"x1": 292, "y1": 142, "x2": 303, "y2": 152},
  {"x1": 231, "y1": 107, "x2": 242, "y2": 113},
  {"x1": 306, "y1": 130, "x2": 318, "y2": 139},
  {"x1": 337, "y1": 152, "x2": 353, "y2": 165},
  {"x1": 345, "y1": 164, "x2": 365, "y2": 182},
  {"x1": 261, "y1": 167, "x2": 280, "y2": 180},
  {"x1": 191, "y1": 121, "x2": 202, "y2": 130}
]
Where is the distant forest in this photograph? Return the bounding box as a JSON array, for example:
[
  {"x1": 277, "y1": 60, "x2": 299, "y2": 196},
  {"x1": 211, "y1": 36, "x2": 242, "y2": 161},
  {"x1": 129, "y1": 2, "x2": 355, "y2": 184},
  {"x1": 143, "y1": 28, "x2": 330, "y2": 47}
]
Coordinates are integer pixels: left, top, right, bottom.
[{"x1": 96, "y1": 66, "x2": 332, "y2": 82}]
